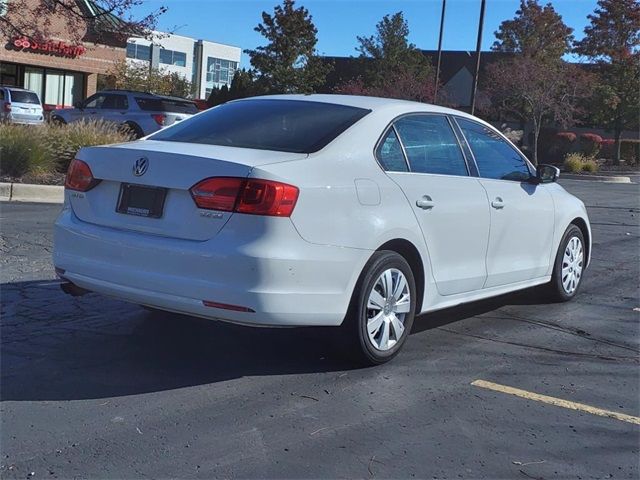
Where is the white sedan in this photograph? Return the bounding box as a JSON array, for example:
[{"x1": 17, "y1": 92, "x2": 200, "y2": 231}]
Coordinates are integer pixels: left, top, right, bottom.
[{"x1": 53, "y1": 94, "x2": 591, "y2": 364}]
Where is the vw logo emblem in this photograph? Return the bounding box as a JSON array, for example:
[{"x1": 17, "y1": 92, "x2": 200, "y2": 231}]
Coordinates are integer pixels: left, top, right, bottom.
[{"x1": 133, "y1": 157, "x2": 149, "y2": 177}]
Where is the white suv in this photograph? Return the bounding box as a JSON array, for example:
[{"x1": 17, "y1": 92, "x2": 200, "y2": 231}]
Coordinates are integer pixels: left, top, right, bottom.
[{"x1": 0, "y1": 86, "x2": 44, "y2": 125}]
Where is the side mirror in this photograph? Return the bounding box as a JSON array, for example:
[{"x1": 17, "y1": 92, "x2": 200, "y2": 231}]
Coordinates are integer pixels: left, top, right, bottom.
[
  {"x1": 534, "y1": 164, "x2": 560, "y2": 184},
  {"x1": 73, "y1": 101, "x2": 83, "y2": 109}
]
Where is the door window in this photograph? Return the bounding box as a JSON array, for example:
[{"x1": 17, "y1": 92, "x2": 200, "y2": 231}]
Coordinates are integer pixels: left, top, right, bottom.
[
  {"x1": 84, "y1": 94, "x2": 106, "y2": 109},
  {"x1": 102, "y1": 94, "x2": 128, "y2": 110},
  {"x1": 376, "y1": 128, "x2": 408, "y2": 172},
  {"x1": 457, "y1": 118, "x2": 532, "y2": 181},
  {"x1": 394, "y1": 115, "x2": 468, "y2": 176}
]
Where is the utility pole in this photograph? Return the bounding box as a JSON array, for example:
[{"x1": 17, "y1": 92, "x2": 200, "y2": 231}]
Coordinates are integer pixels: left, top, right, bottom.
[
  {"x1": 470, "y1": 0, "x2": 486, "y2": 115},
  {"x1": 433, "y1": 0, "x2": 446, "y2": 104}
]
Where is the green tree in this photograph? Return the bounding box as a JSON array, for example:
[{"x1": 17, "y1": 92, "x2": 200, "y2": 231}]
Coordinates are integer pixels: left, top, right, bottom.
[
  {"x1": 356, "y1": 12, "x2": 432, "y2": 82},
  {"x1": 245, "y1": 0, "x2": 330, "y2": 93},
  {"x1": 486, "y1": 0, "x2": 588, "y2": 164},
  {"x1": 574, "y1": 0, "x2": 640, "y2": 164},
  {"x1": 207, "y1": 69, "x2": 263, "y2": 107},
  {"x1": 492, "y1": 0, "x2": 574, "y2": 61},
  {"x1": 339, "y1": 12, "x2": 438, "y2": 103}
]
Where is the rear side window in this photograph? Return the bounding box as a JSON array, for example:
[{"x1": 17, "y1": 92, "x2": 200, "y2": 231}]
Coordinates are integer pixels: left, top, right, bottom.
[
  {"x1": 457, "y1": 118, "x2": 531, "y2": 181},
  {"x1": 8, "y1": 90, "x2": 40, "y2": 104},
  {"x1": 135, "y1": 97, "x2": 198, "y2": 114},
  {"x1": 150, "y1": 99, "x2": 372, "y2": 154},
  {"x1": 376, "y1": 128, "x2": 408, "y2": 172},
  {"x1": 394, "y1": 115, "x2": 468, "y2": 176}
]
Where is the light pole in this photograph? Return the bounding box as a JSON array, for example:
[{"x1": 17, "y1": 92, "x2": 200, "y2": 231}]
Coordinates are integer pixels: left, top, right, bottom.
[
  {"x1": 433, "y1": 0, "x2": 446, "y2": 104},
  {"x1": 470, "y1": 0, "x2": 486, "y2": 115}
]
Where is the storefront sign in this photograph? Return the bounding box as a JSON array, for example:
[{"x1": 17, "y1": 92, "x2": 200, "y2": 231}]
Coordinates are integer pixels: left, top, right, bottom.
[{"x1": 12, "y1": 36, "x2": 87, "y2": 58}]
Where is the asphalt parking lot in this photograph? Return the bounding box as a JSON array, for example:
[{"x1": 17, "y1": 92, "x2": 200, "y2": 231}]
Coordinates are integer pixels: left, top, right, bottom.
[{"x1": 1, "y1": 179, "x2": 639, "y2": 479}]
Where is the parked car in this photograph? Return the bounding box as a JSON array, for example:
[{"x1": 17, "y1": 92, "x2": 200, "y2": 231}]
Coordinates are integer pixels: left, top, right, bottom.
[
  {"x1": 53, "y1": 95, "x2": 591, "y2": 365},
  {"x1": 51, "y1": 89, "x2": 199, "y2": 138},
  {"x1": 0, "y1": 86, "x2": 44, "y2": 125}
]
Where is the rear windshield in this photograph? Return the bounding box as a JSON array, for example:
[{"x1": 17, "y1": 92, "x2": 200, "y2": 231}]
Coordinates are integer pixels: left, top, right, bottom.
[
  {"x1": 150, "y1": 99, "x2": 372, "y2": 153},
  {"x1": 135, "y1": 97, "x2": 198, "y2": 114},
  {"x1": 9, "y1": 90, "x2": 40, "y2": 104}
]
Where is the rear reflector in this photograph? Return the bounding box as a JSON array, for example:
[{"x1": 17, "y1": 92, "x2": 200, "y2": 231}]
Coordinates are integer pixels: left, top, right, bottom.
[
  {"x1": 203, "y1": 300, "x2": 255, "y2": 313},
  {"x1": 190, "y1": 177, "x2": 299, "y2": 217},
  {"x1": 65, "y1": 159, "x2": 100, "y2": 192}
]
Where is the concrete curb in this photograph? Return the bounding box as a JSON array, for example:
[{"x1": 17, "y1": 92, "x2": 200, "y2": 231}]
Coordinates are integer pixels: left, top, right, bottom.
[
  {"x1": 0, "y1": 182, "x2": 64, "y2": 203},
  {"x1": 560, "y1": 173, "x2": 632, "y2": 184}
]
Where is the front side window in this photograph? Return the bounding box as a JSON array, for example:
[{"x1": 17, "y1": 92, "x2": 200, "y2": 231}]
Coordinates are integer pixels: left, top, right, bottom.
[
  {"x1": 150, "y1": 99, "x2": 371, "y2": 154},
  {"x1": 376, "y1": 128, "x2": 408, "y2": 172},
  {"x1": 457, "y1": 118, "x2": 531, "y2": 181},
  {"x1": 84, "y1": 94, "x2": 105, "y2": 109},
  {"x1": 394, "y1": 115, "x2": 468, "y2": 176}
]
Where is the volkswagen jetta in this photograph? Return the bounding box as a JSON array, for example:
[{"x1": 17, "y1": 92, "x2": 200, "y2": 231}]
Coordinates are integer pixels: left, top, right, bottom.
[{"x1": 53, "y1": 95, "x2": 591, "y2": 364}]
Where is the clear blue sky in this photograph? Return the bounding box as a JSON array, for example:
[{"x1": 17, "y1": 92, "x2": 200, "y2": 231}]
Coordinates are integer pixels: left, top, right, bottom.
[{"x1": 132, "y1": 0, "x2": 598, "y2": 66}]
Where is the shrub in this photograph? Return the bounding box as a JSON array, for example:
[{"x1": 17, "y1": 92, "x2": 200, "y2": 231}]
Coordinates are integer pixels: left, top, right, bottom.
[
  {"x1": 0, "y1": 123, "x2": 52, "y2": 177},
  {"x1": 549, "y1": 131, "x2": 577, "y2": 162},
  {"x1": 563, "y1": 153, "x2": 585, "y2": 173},
  {"x1": 582, "y1": 158, "x2": 599, "y2": 173},
  {"x1": 45, "y1": 119, "x2": 132, "y2": 172},
  {"x1": 579, "y1": 133, "x2": 603, "y2": 158}
]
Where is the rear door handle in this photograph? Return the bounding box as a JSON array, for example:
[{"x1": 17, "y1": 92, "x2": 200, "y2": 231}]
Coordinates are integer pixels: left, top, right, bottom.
[
  {"x1": 416, "y1": 195, "x2": 434, "y2": 210},
  {"x1": 491, "y1": 197, "x2": 505, "y2": 209}
]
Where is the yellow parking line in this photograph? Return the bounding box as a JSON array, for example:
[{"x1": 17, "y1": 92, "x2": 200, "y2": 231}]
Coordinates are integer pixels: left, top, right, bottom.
[{"x1": 471, "y1": 379, "x2": 640, "y2": 426}]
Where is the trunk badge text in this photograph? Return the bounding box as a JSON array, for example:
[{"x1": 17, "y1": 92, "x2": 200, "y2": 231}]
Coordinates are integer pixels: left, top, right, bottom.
[
  {"x1": 200, "y1": 211, "x2": 223, "y2": 219},
  {"x1": 133, "y1": 157, "x2": 149, "y2": 177}
]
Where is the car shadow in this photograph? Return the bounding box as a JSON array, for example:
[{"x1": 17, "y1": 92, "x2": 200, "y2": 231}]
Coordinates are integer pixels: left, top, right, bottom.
[{"x1": 1, "y1": 279, "x2": 548, "y2": 402}]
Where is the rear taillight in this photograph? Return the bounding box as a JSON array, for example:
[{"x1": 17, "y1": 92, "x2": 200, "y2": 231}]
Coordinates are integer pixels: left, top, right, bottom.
[
  {"x1": 3, "y1": 103, "x2": 11, "y2": 112},
  {"x1": 190, "y1": 177, "x2": 299, "y2": 217},
  {"x1": 151, "y1": 114, "x2": 166, "y2": 126},
  {"x1": 65, "y1": 159, "x2": 99, "y2": 192}
]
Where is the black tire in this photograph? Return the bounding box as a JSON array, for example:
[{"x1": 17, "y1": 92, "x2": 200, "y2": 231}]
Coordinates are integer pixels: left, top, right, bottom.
[
  {"x1": 122, "y1": 122, "x2": 144, "y2": 139},
  {"x1": 340, "y1": 250, "x2": 417, "y2": 365},
  {"x1": 51, "y1": 115, "x2": 66, "y2": 125},
  {"x1": 546, "y1": 224, "x2": 586, "y2": 302}
]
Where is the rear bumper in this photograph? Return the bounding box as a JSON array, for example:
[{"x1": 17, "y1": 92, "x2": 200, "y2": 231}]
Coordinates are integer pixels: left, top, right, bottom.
[
  {"x1": 53, "y1": 207, "x2": 371, "y2": 326},
  {"x1": 2, "y1": 114, "x2": 44, "y2": 125}
]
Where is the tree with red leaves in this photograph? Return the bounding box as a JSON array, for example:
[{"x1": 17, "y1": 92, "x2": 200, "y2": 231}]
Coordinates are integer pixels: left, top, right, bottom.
[
  {"x1": 483, "y1": 0, "x2": 592, "y2": 164},
  {"x1": 0, "y1": 0, "x2": 165, "y2": 44},
  {"x1": 574, "y1": 0, "x2": 640, "y2": 164}
]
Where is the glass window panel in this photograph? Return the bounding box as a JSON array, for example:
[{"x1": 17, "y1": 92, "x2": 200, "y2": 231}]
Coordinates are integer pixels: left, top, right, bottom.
[
  {"x1": 45, "y1": 71, "x2": 64, "y2": 105},
  {"x1": 126, "y1": 43, "x2": 136, "y2": 58},
  {"x1": 376, "y1": 128, "x2": 408, "y2": 172},
  {"x1": 457, "y1": 118, "x2": 532, "y2": 181},
  {"x1": 159, "y1": 48, "x2": 172, "y2": 65},
  {"x1": 394, "y1": 115, "x2": 468, "y2": 176},
  {"x1": 136, "y1": 44, "x2": 151, "y2": 61},
  {"x1": 24, "y1": 67, "x2": 44, "y2": 101},
  {"x1": 173, "y1": 51, "x2": 186, "y2": 67}
]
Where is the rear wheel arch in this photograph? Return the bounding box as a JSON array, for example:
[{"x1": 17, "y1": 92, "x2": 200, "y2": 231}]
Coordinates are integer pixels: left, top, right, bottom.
[
  {"x1": 375, "y1": 239, "x2": 425, "y2": 313},
  {"x1": 123, "y1": 121, "x2": 144, "y2": 139},
  {"x1": 570, "y1": 217, "x2": 590, "y2": 267}
]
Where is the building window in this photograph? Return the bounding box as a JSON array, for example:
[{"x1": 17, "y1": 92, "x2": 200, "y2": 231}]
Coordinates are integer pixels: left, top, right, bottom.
[
  {"x1": 206, "y1": 57, "x2": 237, "y2": 88},
  {"x1": 0, "y1": 0, "x2": 8, "y2": 16},
  {"x1": 126, "y1": 43, "x2": 151, "y2": 61},
  {"x1": 159, "y1": 48, "x2": 187, "y2": 67}
]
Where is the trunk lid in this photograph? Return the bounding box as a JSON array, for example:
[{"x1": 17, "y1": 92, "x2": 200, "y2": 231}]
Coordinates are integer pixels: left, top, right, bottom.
[{"x1": 70, "y1": 140, "x2": 306, "y2": 241}]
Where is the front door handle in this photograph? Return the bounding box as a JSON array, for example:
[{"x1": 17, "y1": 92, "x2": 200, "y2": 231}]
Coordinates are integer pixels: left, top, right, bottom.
[
  {"x1": 416, "y1": 195, "x2": 434, "y2": 210},
  {"x1": 491, "y1": 197, "x2": 505, "y2": 209}
]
